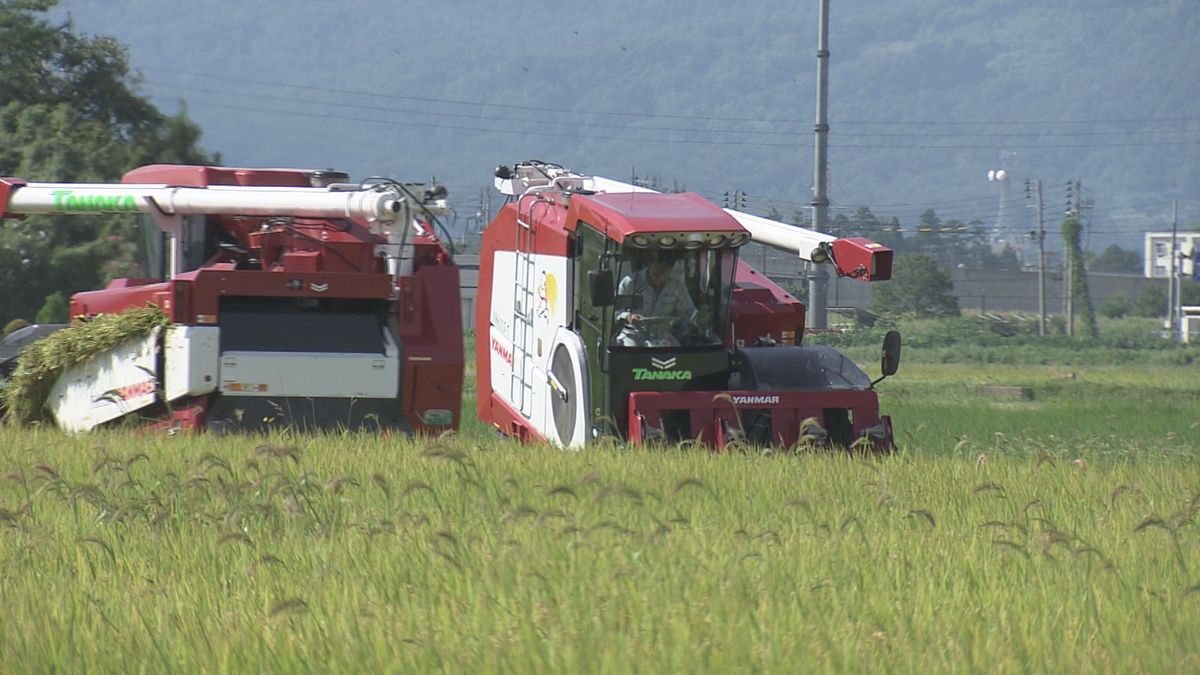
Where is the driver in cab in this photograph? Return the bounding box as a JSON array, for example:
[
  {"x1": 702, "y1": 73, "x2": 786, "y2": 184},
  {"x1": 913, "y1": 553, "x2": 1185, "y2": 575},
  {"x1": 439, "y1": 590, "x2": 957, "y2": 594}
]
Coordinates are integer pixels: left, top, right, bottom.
[{"x1": 615, "y1": 250, "x2": 702, "y2": 347}]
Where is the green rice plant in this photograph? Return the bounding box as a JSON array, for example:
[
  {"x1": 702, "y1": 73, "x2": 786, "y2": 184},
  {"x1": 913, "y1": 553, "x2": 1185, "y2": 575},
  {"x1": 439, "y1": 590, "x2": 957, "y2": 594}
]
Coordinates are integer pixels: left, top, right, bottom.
[
  {"x1": 3, "y1": 306, "x2": 167, "y2": 424},
  {"x1": 0, "y1": 359, "x2": 1197, "y2": 672}
]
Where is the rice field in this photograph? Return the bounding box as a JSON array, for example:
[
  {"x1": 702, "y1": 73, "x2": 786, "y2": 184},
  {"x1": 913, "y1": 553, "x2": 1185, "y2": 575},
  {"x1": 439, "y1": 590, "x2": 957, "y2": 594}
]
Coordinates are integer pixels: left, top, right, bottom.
[{"x1": 0, "y1": 364, "x2": 1197, "y2": 673}]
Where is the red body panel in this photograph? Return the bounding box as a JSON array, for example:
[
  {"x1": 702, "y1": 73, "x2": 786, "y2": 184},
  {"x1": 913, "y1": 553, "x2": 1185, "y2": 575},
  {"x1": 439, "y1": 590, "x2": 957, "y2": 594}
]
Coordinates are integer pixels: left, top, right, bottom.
[
  {"x1": 70, "y1": 270, "x2": 395, "y2": 321},
  {"x1": 483, "y1": 391, "x2": 549, "y2": 444},
  {"x1": 0, "y1": 177, "x2": 27, "y2": 215},
  {"x1": 397, "y1": 260, "x2": 465, "y2": 434},
  {"x1": 567, "y1": 191, "x2": 746, "y2": 244},
  {"x1": 628, "y1": 390, "x2": 892, "y2": 451},
  {"x1": 731, "y1": 260, "x2": 806, "y2": 346},
  {"x1": 830, "y1": 237, "x2": 893, "y2": 281},
  {"x1": 123, "y1": 164, "x2": 317, "y2": 187}
]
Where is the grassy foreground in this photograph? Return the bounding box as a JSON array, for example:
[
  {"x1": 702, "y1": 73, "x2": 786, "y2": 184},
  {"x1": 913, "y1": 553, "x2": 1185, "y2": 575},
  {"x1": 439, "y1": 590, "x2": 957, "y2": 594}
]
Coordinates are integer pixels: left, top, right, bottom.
[{"x1": 1, "y1": 365, "x2": 1198, "y2": 673}]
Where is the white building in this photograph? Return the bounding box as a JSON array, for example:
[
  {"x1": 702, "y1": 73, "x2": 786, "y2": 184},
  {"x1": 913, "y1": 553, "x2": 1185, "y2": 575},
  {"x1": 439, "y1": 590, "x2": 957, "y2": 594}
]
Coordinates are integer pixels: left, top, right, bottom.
[{"x1": 1144, "y1": 231, "x2": 1199, "y2": 280}]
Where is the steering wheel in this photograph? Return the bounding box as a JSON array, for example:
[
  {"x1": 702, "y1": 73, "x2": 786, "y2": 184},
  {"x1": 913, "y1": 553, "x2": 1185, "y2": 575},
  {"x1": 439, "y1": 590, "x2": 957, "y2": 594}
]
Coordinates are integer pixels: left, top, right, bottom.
[{"x1": 631, "y1": 314, "x2": 675, "y2": 328}]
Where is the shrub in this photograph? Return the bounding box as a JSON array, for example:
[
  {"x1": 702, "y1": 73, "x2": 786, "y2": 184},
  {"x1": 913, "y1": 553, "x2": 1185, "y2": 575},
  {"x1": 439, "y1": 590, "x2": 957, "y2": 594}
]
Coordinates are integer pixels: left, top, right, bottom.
[{"x1": 1099, "y1": 293, "x2": 1132, "y2": 319}]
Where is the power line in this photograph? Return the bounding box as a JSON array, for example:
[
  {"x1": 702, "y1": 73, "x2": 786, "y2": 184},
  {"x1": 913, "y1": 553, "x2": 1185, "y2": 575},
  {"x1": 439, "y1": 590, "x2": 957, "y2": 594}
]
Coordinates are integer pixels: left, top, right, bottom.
[
  {"x1": 141, "y1": 68, "x2": 1200, "y2": 138},
  {"x1": 162, "y1": 95, "x2": 1199, "y2": 152},
  {"x1": 147, "y1": 78, "x2": 1200, "y2": 142}
]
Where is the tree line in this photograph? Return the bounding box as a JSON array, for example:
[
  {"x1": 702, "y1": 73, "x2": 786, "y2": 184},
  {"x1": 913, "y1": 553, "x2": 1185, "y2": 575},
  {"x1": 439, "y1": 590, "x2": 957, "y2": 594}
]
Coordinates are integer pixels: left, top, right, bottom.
[{"x1": 0, "y1": 0, "x2": 211, "y2": 333}]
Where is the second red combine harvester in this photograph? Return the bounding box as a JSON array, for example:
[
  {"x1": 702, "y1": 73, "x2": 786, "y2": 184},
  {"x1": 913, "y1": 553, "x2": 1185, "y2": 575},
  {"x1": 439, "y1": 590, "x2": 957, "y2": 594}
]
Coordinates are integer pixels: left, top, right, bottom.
[
  {"x1": 476, "y1": 161, "x2": 901, "y2": 451},
  {"x1": 0, "y1": 164, "x2": 463, "y2": 434}
]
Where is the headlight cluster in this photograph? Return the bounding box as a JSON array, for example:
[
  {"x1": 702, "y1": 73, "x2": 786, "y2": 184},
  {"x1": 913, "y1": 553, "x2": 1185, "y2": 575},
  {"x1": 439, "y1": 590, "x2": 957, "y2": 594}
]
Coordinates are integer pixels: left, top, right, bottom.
[{"x1": 626, "y1": 231, "x2": 750, "y2": 249}]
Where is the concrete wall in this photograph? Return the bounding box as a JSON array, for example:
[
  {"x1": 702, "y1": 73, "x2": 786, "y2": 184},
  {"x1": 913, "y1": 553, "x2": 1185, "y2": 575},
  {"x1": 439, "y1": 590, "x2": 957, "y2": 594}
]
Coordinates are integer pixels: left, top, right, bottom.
[
  {"x1": 948, "y1": 269, "x2": 1157, "y2": 314},
  {"x1": 459, "y1": 254, "x2": 479, "y2": 331}
]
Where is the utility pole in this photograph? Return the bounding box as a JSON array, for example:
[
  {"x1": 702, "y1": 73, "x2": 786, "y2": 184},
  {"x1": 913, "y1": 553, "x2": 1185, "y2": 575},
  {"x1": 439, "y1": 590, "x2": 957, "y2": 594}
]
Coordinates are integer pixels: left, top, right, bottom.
[
  {"x1": 1169, "y1": 199, "x2": 1179, "y2": 341},
  {"x1": 1063, "y1": 181, "x2": 1077, "y2": 337},
  {"x1": 1026, "y1": 179, "x2": 1047, "y2": 336},
  {"x1": 808, "y1": 0, "x2": 831, "y2": 330}
]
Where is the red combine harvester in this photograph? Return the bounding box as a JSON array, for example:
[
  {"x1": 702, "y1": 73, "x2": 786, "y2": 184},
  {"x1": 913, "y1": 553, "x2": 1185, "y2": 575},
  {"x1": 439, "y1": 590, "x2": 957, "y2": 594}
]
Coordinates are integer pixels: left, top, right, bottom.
[
  {"x1": 0, "y1": 164, "x2": 463, "y2": 434},
  {"x1": 476, "y1": 161, "x2": 901, "y2": 450}
]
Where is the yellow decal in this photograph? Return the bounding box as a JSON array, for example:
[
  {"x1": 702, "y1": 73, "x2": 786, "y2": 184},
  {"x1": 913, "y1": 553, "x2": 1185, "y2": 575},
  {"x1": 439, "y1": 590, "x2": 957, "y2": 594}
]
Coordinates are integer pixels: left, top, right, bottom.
[{"x1": 536, "y1": 271, "x2": 558, "y2": 319}]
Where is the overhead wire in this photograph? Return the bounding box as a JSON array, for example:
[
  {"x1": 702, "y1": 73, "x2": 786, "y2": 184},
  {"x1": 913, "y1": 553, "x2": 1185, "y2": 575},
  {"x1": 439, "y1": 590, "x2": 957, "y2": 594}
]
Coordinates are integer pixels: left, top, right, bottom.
[
  {"x1": 142, "y1": 67, "x2": 1200, "y2": 129},
  {"x1": 141, "y1": 75, "x2": 1200, "y2": 150}
]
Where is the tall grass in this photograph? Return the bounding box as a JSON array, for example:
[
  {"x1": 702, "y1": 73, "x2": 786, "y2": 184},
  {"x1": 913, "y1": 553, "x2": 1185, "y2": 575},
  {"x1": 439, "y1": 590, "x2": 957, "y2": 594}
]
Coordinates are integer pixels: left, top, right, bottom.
[{"x1": 1, "y1": 360, "x2": 1198, "y2": 673}]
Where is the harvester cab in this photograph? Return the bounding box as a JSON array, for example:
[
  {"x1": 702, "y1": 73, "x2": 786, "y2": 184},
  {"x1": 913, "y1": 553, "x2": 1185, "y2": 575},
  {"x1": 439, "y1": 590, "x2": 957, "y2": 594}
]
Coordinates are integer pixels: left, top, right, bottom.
[
  {"x1": 0, "y1": 165, "x2": 463, "y2": 434},
  {"x1": 477, "y1": 161, "x2": 900, "y2": 451}
]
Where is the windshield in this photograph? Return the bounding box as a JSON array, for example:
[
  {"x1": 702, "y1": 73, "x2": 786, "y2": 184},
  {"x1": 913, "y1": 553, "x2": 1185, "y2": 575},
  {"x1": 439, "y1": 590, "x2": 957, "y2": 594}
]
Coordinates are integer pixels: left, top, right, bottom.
[
  {"x1": 740, "y1": 345, "x2": 873, "y2": 391},
  {"x1": 611, "y1": 245, "x2": 736, "y2": 348}
]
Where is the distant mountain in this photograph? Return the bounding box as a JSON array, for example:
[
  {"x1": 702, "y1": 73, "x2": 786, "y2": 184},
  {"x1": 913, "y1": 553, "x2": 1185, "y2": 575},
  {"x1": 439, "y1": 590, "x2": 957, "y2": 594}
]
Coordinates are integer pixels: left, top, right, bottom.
[{"x1": 55, "y1": 0, "x2": 1200, "y2": 250}]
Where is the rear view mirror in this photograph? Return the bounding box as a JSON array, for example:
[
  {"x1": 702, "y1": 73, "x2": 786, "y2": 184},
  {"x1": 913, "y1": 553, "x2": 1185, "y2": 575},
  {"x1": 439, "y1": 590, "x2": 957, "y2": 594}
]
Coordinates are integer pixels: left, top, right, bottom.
[
  {"x1": 588, "y1": 269, "x2": 614, "y2": 307},
  {"x1": 881, "y1": 330, "x2": 902, "y2": 377}
]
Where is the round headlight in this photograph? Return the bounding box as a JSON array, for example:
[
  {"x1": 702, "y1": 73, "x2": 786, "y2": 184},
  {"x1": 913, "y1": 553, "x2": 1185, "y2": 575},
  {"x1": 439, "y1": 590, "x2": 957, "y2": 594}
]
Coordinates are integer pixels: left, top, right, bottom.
[
  {"x1": 706, "y1": 233, "x2": 728, "y2": 248},
  {"x1": 631, "y1": 234, "x2": 650, "y2": 248},
  {"x1": 658, "y1": 235, "x2": 676, "y2": 248},
  {"x1": 684, "y1": 234, "x2": 704, "y2": 250},
  {"x1": 729, "y1": 233, "x2": 750, "y2": 247}
]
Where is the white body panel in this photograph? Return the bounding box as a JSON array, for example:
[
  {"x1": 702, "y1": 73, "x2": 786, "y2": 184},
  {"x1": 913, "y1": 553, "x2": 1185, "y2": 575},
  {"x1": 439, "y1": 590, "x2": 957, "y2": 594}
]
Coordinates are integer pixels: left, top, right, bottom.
[
  {"x1": 218, "y1": 328, "x2": 399, "y2": 398},
  {"x1": 720, "y1": 208, "x2": 836, "y2": 261},
  {"x1": 45, "y1": 323, "x2": 399, "y2": 432},
  {"x1": 48, "y1": 328, "x2": 161, "y2": 432},
  {"x1": 164, "y1": 326, "x2": 220, "y2": 400},
  {"x1": 488, "y1": 250, "x2": 574, "y2": 442}
]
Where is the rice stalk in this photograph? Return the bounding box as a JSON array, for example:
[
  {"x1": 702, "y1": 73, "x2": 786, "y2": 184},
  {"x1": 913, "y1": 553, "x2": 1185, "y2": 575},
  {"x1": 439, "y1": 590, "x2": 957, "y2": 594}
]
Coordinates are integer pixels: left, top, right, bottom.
[{"x1": 3, "y1": 307, "x2": 167, "y2": 424}]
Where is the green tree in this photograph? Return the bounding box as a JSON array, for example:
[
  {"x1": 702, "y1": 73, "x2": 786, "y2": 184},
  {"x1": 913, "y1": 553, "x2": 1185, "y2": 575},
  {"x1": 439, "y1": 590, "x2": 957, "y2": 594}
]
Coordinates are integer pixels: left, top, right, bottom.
[
  {"x1": 1132, "y1": 282, "x2": 1200, "y2": 318},
  {"x1": 1089, "y1": 244, "x2": 1142, "y2": 274},
  {"x1": 0, "y1": 0, "x2": 212, "y2": 327},
  {"x1": 909, "y1": 209, "x2": 955, "y2": 264},
  {"x1": 830, "y1": 212, "x2": 852, "y2": 234},
  {"x1": 869, "y1": 253, "x2": 959, "y2": 318},
  {"x1": 789, "y1": 209, "x2": 810, "y2": 227},
  {"x1": 1061, "y1": 217, "x2": 1099, "y2": 338},
  {"x1": 34, "y1": 290, "x2": 68, "y2": 323}
]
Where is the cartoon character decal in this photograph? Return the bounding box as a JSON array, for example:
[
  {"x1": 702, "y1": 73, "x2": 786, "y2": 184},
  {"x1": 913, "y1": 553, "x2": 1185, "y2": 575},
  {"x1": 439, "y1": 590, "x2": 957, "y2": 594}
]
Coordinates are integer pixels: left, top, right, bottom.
[{"x1": 536, "y1": 270, "x2": 558, "y2": 320}]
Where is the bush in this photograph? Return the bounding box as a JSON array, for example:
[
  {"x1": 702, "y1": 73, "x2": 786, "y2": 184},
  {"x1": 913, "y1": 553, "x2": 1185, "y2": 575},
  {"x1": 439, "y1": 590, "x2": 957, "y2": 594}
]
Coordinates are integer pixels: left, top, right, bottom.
[
  {"x1": 804, "y1": 314, "x2": 1198, "y2": 366},
  {"x1": 2, "y1": 318, "x2": 29, "y2": 337},
  {"x1": 1132, "y1": 285, "x2": 1168, "y2": 318},
  {"x1": 35, "y1": 292, "x2": 69, "y2": 324},
  {"x1": 1099, "y1": 293, "x2": 1132, "y2": 319}
]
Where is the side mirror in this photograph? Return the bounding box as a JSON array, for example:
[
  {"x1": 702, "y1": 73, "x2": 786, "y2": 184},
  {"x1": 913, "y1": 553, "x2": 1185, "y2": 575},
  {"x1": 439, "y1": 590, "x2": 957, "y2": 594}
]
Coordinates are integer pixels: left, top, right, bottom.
[
  {"x1": 588, "y1": 269, "x2": 614, "y2": 307},
  {"x1": 881, "y1": 330, "x2": 902, "y2": 377}
]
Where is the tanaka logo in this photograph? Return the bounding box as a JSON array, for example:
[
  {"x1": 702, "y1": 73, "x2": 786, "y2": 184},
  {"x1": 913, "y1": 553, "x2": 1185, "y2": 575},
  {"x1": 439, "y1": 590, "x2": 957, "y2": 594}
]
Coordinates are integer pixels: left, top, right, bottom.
[
  {"x1": 52, "y1": 190, "x2": 138, "y2": 212},
  {"x1": 731, "y1": 394, "x2": 781, "y2": 405},
  {"x1": 633, "y1": 356, "x2": 692, "y2": 381}
]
